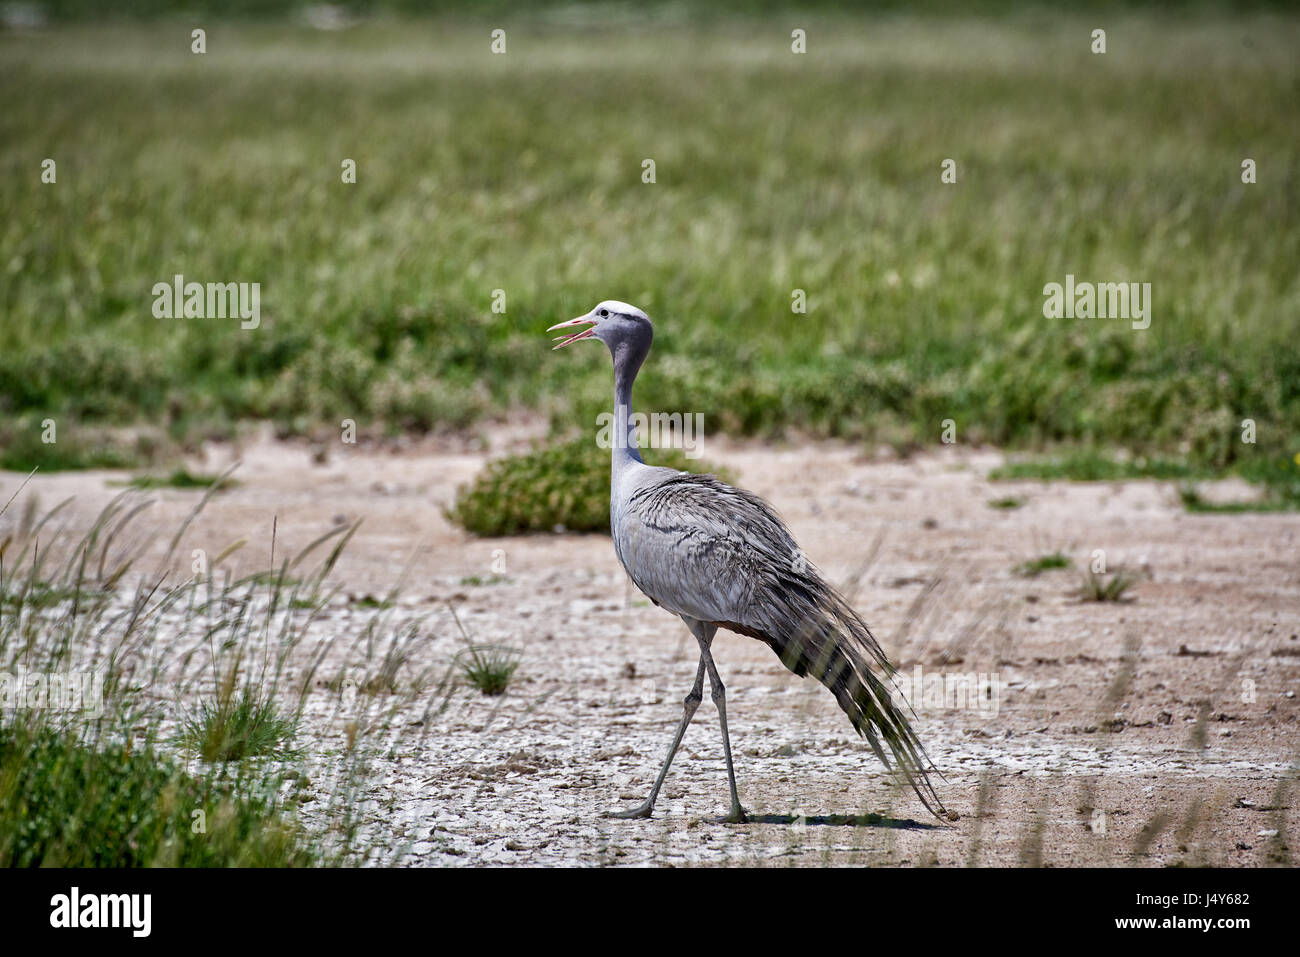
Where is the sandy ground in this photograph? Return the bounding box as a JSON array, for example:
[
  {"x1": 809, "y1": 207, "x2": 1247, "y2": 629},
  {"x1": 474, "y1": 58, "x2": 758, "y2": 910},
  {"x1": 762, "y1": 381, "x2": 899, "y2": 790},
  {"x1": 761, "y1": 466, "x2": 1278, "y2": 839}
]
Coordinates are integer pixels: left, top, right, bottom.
[{"x1": 5, "y1": 426, "x2": 1298, "y2": 866}]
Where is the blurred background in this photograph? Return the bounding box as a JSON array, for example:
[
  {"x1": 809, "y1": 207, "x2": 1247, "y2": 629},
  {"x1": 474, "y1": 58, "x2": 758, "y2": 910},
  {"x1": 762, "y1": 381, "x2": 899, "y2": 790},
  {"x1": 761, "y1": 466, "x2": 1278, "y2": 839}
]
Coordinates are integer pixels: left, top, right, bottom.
[{"x1": 1, "y1": 0, "x2": 1297, "y2": 496}]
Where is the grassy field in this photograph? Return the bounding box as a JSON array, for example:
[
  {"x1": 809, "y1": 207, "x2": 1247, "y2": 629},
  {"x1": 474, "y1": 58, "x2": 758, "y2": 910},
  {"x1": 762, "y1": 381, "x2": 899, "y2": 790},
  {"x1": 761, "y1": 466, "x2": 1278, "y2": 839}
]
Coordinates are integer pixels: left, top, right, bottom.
[{"x1": 1, "y1": 11, "x2": 1297, "y2": 481}]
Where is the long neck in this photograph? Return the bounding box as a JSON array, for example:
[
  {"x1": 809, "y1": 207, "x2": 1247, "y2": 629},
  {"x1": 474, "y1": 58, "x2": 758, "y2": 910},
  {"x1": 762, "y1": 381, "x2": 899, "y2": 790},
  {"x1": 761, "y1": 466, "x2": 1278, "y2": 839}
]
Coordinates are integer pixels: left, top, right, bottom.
[{"x1": 611, "y1": 343, "x2": 645, "y2": 472}]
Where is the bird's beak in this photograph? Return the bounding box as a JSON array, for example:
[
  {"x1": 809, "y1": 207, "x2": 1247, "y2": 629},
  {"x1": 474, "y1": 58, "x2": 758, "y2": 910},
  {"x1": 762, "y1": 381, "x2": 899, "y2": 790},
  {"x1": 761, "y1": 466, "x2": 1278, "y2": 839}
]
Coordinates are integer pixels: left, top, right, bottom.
[{"x1": 547, "y1": 313, "x2": 599, "y2": 350}]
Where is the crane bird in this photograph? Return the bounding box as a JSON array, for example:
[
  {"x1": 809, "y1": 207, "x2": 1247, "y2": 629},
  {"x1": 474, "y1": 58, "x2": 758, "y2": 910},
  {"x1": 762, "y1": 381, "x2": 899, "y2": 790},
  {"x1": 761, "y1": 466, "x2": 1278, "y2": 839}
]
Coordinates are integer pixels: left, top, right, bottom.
[{"x1": 549, "y1": 300, "x2": 944, "y2": 823}]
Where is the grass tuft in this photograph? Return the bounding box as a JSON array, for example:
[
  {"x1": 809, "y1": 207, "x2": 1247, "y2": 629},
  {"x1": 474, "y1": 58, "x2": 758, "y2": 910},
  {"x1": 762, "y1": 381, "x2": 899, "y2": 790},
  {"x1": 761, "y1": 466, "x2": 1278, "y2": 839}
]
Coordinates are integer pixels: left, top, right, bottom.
[
  {"x1": 447, "y1": 602, "x2": 520, "y2": 695},
  {"x1": 455, "y1": 643, "x2": 522, "y2": 696},
  {"x1": 460, "y1": 574, "x2": 510, "y2": 586},
  {"x1": 179, "y1": 681, "x2": 298, "y2": 763},
  {"x1": 1079, "y1": 567, "x2": 1140, "y2": 603},
  {"x1": 1014, "y1": 552, "x2": 1072, "y2": 578}
]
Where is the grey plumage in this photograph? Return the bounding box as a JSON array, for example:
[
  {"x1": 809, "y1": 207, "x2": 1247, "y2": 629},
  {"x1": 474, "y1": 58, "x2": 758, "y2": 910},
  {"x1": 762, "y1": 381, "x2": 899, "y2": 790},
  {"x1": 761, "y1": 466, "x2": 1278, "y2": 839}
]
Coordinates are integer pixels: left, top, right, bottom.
[
  {"x1": 549, "y1": 300, "x2": 944, "y2": 820},
  {"x1": 615, "y1": 470, "x2": 944, "y2": 816}
]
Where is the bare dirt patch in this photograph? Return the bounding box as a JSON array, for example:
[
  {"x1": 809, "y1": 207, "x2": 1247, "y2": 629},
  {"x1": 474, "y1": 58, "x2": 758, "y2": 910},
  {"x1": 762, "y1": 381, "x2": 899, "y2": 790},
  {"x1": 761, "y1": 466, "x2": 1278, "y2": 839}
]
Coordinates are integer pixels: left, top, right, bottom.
[{"x1": 9, "y1": 429, "x2": 1298, "y2": 866}]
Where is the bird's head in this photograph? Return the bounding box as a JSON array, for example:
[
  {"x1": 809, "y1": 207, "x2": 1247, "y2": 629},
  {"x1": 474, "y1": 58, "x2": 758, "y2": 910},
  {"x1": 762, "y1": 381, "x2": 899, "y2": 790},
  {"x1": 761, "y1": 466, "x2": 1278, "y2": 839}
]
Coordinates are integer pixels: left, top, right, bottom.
[{"x1": 548, "y1": 300, "x2": 653, "y2": 357}]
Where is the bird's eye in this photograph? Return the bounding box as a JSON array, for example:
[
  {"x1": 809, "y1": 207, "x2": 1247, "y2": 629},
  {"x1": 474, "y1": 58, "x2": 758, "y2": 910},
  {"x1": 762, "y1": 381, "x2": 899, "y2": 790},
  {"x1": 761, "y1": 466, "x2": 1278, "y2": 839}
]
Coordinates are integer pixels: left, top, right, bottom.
[{"x1": 598, "y1": 309, "x2": 609, "y2": 317}]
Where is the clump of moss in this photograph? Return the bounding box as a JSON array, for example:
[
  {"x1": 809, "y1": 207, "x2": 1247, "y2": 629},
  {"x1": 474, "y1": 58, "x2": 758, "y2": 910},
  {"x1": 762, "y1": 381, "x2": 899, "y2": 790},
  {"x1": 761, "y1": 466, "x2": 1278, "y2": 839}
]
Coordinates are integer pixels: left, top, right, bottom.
[{"x1": 446, "y1": 436, "x2": 734, "y2": 536}]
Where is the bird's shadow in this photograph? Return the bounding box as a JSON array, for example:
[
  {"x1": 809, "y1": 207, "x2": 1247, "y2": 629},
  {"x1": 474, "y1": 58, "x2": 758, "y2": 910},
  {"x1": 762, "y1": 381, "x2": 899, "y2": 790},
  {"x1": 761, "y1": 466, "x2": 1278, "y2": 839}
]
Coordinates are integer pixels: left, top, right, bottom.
[{"x1": 739, "y1": 812, "x2": 939, "y2": 830}]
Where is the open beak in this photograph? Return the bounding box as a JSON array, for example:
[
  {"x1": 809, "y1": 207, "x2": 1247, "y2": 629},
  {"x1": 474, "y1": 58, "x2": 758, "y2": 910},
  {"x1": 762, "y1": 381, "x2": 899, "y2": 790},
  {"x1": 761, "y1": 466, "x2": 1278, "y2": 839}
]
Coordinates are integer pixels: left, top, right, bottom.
[{"x1": 547, "y1": 313, "x2": 599, "y2": 350}]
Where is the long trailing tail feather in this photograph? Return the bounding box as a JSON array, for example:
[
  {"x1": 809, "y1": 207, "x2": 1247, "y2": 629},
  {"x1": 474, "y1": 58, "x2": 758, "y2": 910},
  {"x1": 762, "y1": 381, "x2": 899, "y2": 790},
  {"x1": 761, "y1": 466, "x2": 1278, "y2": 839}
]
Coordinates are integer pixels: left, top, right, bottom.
[{"x1": 721, "y1": 566, "x2": 946, "y2": 818}]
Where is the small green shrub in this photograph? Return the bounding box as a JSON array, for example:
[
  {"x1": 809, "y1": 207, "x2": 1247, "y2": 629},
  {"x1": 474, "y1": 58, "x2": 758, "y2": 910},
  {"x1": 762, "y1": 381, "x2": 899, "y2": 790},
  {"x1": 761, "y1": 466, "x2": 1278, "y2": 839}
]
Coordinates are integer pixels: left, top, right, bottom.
[{"x1": 446, "y1": 436, "x2": 734, "y2": 536}]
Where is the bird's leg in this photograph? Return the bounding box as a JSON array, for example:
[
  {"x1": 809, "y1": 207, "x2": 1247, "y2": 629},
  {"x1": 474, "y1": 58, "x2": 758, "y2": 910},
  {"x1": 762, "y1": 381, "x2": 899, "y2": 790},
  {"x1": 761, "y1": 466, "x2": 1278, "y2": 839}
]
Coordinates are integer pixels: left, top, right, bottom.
[
  {"x1": 697, "y1": 633, "x2": 749, "y2": 824},
  {"x1": 605, "y1": 655, "x2": 705, "y2": 820}
]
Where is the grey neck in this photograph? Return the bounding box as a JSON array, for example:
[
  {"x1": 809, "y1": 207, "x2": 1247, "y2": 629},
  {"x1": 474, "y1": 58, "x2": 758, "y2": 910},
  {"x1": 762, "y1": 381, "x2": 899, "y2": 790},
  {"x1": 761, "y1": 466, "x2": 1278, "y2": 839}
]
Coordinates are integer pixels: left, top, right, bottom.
[{"x1": 611, "y1": 339, "x2": 647, "y2": 471}]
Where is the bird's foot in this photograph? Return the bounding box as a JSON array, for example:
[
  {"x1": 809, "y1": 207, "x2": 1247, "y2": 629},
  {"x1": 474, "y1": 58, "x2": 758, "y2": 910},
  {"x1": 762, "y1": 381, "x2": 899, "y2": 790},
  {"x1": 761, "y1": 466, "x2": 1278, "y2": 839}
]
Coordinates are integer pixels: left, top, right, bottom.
[
  {"x1": 605, "y1": 803, "x2": 654, "y2": 820},
  {"x1": 720, "y1": 805, "x2": 750, "y2": 825}
]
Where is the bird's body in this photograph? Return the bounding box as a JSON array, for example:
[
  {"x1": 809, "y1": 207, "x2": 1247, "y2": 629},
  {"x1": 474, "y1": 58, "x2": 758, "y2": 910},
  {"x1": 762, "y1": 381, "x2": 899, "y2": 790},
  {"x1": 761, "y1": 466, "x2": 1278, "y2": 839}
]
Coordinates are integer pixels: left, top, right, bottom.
[
  {"x1": 549, "y1": 300, "x2": 944, "y2": 821},
  {"x1": 616, "y1": 469, "x2": 820, "y2": 640},
  {"x1": 612, "y1": 469, "x2": 772, "y2": 625}
]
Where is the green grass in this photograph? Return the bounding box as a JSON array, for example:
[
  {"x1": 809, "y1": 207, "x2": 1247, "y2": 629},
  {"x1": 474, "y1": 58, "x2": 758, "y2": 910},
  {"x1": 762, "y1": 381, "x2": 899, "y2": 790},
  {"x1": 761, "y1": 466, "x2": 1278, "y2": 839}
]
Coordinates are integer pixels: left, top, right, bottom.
[
  {"x1": 1177, "y1": 454, "x2": 1300, "y2": 512},
  {"x1": 1178, "y1": 484, "x2": 1300, "y2": 513},
  {"x1": 455, "y1": 642, "x2": 521, "y2": 696},
  {"x1": 0, "y1": 723, "x2": 314, "y2": 867},
  {"x1": 447, "y1": 602, "x2": 520, "y2": 695},
  {"x1": 122, "y1": 469, "x2": 236, "y2": 490},
  {"x1": 993, "y1": 449, "x2": 1300, "y2": 511},
  {"x1": 460, "y1": 574, "x2": 510, "y2": 586},
  {"x1": 0, "y1": 13, "x2": 1296, "y2": 474},
  {"x1": 179, "y1": 681, "x2": 298, "y2": 763},
  {"x1": 988, "y1": 496, "x2": 1023, "y2": 509},
  {"x1": 0, "y1": 421, "x2": 146, "y2": 472},
  {"x1": 0, "y1": 580, "x2": 112, "y2": 610},
  {"x1": 245, "y1": 570, "x2": 304, "y2": 587},
  {"x1": 446, "y1": 435, "x2": 734, "y2": 535},
  {"x1": 990, "y1": 451, "x2": 1211, "y2": 483},
  {"x1": 1014, "y1": 551, "x2": 1072, "y2": 577},
  {"x1": 0, "y1": 490, "x2": 402, "y2": 865},
  {"x1": 1079, "y1": 567, "x2": 1140, "y2": 602}
]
